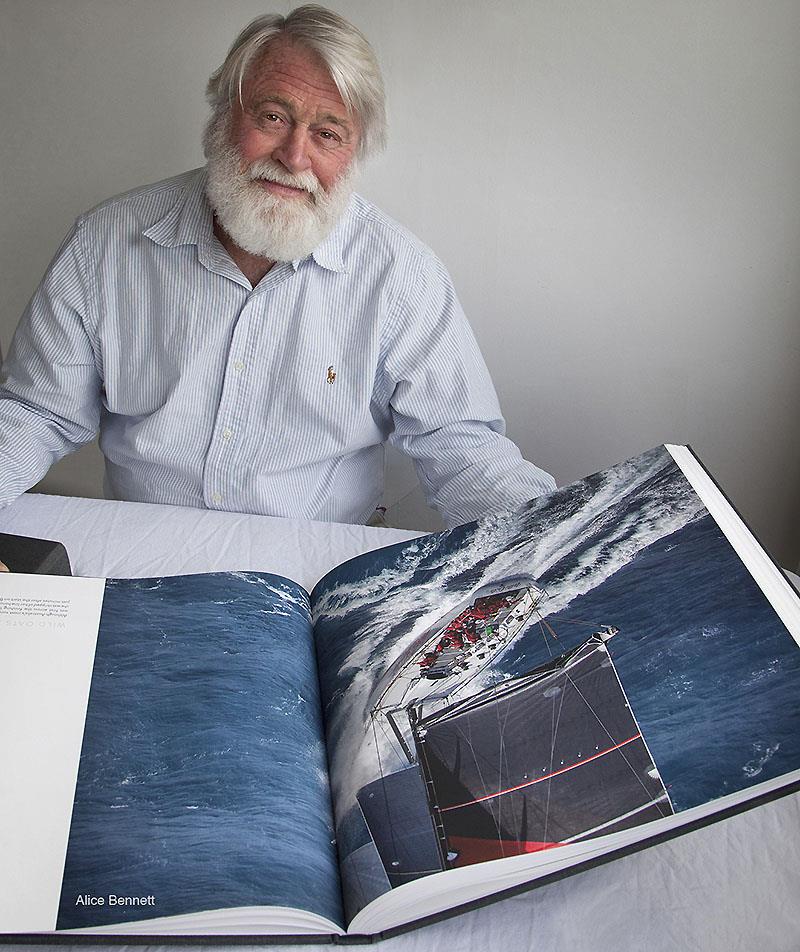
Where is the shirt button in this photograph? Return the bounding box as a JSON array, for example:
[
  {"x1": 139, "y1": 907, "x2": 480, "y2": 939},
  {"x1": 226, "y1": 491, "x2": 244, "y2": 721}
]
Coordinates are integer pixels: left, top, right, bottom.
[
  {"x1": 233, "y1": 360, "x2": 245, "y2": 372},
  {"x1": 211, "y1": 492, "x2": 222, "y2": 504},
  {"x1": 221, "y1": 427, "x2": 233, "y2": 441}
]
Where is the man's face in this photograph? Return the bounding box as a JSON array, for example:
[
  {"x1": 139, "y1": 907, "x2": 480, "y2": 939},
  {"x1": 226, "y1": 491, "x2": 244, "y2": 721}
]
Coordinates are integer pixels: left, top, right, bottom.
[
  {"x1": 205, "y1": 37, "x2": 360, "y2": 262},
  {"x1": 233, "y1": 37, "x2": 359, "y2": 194}
]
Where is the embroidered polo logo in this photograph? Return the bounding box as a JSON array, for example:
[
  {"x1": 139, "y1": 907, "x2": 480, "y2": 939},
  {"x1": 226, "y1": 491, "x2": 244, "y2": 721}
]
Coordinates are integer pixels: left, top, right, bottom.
[{"x1": 327, "y1": 366, "x2": 337, "y2": 384}]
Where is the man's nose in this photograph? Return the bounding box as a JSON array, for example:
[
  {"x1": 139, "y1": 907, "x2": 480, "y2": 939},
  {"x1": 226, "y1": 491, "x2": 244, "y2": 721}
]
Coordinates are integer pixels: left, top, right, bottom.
[{"x1": 272, "y1": 124, "x2": 313, "y2": 174}]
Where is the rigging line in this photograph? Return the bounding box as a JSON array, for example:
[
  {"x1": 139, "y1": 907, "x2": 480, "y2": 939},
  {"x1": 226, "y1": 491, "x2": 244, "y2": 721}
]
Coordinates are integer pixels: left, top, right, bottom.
[
  {"x1": 494, "y1": 691, "x2": 514, "y2": 852},
  {"x1": 543, "y1": 669, "x2": 568, "y2": 845},
  {"x1": 376, "y1": 714, "x2": 406, "y2": 762},
  {"x1": 494, "y1": 699, "x2": 504, "y2": 853},
  {"x1": 603, "y1": 656, "x2": 674, "y2": 817},
  {"x1": 491, "y1": 720, "x2": 508, "y2": 855},
  {"x1": 499, "y1": 687, "x2": 514, "y2": 777},
  {"x1": 497, "y1": 686, "x2": 519, "y2": 853},
  {"x1": 542, "y1": 618, "x2": 560, "y2": 642},
  {"x1": 464, "y1": 714, "x2": 490, "y2": 799},
  {"x1": 538, "y1": 618, "x2": 554, "y2": 658},
  {"x1": 461, "y1": 714, "x2": 500, "y2": 842},
  {"x1": 371, "y1": 714, "x2": 403, "y2": 860},
  {"x1": 563, "y1": 661, "x2": 665, "y2": 811}
]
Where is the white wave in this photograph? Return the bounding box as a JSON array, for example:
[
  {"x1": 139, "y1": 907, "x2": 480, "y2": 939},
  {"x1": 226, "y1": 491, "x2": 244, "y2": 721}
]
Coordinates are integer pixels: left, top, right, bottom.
[
  {"x1": 749, "y1": 658, "x2": 780, "y2": 684},
  {"x1": 218, "y1": 572, "x2": 314, "y2": 623},
  {"x1": 702, "y1": 625, "x2": 722, "y2": 638},
  {"x1": 743, "y1": 742, "x2": 780, "y2": 778}
]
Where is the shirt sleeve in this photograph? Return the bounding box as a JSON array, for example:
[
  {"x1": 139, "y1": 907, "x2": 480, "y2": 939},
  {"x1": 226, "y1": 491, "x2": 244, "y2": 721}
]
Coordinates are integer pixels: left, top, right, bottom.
[
  {"x1": 0, "y1": 222, "x2": 102, "y2": 508},
  {"x1": 381, "y1": 252, "x2": 557, "y2": 528}
]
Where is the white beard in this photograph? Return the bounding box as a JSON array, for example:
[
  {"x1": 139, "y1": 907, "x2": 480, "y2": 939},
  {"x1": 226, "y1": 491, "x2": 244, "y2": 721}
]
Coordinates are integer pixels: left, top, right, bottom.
[{"x1": 204, "y1": 117, "x2": 355, "y2": 263}]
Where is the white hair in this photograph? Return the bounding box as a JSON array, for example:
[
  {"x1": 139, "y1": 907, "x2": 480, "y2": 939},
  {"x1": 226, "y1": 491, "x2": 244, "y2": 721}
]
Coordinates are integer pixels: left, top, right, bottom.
[{"x1": 205, "y1": 5, "x2": 387, "y2": 160}]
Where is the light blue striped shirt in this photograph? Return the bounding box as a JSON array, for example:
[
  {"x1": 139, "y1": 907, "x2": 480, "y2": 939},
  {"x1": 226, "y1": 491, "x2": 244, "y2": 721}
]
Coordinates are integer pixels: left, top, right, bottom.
[{"x1": 0, "y1": 169, "x2": 555, "y2": 527}]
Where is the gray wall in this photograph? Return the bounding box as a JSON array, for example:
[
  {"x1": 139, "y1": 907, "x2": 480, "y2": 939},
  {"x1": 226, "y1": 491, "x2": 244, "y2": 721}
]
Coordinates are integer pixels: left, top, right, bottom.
[{"x1": 1, "y1": 1, "x2": 799, "y2": 565}]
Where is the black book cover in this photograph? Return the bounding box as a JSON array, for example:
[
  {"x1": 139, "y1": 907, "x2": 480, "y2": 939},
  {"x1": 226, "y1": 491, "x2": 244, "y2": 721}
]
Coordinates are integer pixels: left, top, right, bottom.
[{"x1": 0, "y1": 532, "x2": 72, "y2": 576}]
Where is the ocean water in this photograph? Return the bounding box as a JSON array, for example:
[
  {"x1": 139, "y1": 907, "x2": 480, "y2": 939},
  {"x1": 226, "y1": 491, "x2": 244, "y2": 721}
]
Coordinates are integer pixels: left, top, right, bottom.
[
  {"x1": 498, "y1": 513, "x2": 800, "y2": 810},
  {"x1": 57, "y1": 572, "x2": 343, "y2": 931},
  {"x1": 310, "y1": 447, "x2": 800, "y2": 912}
]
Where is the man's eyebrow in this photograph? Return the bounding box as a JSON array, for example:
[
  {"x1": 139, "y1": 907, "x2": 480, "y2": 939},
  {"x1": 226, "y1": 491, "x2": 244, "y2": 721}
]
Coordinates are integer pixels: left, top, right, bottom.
[{"x1": 248, "y1": 95, "x2": 296, "y2": 115}]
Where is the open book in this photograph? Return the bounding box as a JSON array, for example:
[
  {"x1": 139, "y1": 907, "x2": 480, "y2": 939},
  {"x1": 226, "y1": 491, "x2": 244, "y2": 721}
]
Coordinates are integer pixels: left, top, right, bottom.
[{"x1": 2, "y1": 444, "x2": 799, "y2": 941}]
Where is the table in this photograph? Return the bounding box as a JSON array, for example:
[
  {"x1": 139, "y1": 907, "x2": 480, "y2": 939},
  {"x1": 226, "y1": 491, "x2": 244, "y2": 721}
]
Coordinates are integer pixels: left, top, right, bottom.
[{"x1": 1, "y1": 493, "x2": 799, "y2": 952}]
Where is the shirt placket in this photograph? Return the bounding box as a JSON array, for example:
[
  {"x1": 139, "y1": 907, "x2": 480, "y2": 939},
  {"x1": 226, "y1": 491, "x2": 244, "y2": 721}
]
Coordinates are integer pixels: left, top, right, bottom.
[{"x1": 201, "y1": 266, "x2": 293, "y2": 511}]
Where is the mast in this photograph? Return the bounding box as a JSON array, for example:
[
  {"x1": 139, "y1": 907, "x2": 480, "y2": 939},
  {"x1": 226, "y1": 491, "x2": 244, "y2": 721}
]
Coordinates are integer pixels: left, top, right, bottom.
[
  {"x1": 383, "y1": 708, "x2": 415, "y2": 765},
  {"x1": 408, "y1": 705, "x2": 450, "y2": 870}
]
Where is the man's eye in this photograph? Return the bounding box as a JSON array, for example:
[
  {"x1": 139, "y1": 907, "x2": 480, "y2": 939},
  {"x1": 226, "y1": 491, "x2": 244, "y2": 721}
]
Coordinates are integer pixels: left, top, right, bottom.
[
  {"x1": 317, "y1": 129, "x2": 343, "y2": 147},
  {"x1": 254, "y1": 112, "x2": 283, "y2": 127}
]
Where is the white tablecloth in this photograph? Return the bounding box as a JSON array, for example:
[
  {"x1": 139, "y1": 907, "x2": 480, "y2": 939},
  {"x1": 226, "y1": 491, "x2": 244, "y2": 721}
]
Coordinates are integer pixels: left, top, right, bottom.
[{"x1": 1, "y1": 493, "x2": 799, "y2": 952}]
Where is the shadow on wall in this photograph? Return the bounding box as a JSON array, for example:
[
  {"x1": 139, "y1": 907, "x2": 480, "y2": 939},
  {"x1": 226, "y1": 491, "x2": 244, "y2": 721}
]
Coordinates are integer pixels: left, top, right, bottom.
[
  {"x1": 382, "y1": 443, "x2": 444, "y2": 532},
  {"x1": 32, "y1": 442, "x2": 106, "y2": 502}
]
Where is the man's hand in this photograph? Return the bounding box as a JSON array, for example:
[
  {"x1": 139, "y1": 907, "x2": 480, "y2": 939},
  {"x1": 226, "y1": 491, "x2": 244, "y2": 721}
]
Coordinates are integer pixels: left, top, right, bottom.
[{"x1": 0, "y1": 560, "x2": 9, "y2": 572}]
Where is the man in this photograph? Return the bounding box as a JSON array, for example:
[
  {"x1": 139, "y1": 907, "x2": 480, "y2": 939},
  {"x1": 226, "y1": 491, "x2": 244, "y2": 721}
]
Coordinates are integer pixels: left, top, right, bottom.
[{"x1": 0, "y1": 5, "x2": 555, "y2": 529}]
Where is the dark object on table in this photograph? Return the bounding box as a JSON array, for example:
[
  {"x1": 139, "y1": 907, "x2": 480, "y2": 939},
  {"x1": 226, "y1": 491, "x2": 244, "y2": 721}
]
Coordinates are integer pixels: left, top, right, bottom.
[{"x1": 0, "y1": 532, "x2": 72, "y2": 575}]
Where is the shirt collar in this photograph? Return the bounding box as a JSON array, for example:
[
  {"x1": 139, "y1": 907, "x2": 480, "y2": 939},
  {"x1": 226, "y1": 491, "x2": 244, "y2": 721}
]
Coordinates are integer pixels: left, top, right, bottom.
[
  {"x1": 142, "y1": 169, "x2": 212, "y2": 249},
  {"x1": 302, "y1": 197, "x2": 351, "y2": 274},
  {"x1": 143, "y1": 167, "x2": 350, "y2": 274}
]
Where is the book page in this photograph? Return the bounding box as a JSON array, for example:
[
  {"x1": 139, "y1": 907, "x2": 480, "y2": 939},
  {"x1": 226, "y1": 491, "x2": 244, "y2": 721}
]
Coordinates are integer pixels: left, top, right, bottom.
[
  {"x1": 52, "y1": 572, "x2": 344, "y2": 933},
  {"x1": 309, "y1": 446, "x2": 800, "y2": 931},
  {"x1": 0, "y1": 573, "x2": 105, "y2": 932}
]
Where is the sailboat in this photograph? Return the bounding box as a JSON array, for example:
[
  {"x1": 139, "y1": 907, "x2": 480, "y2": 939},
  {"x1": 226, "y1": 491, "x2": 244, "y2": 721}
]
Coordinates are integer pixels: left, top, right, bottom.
[
  {"x1": 372, "y1": 576, "x2": 545, "y2": 719},
  {"x1": 353, "y1": 582, "x2": 673, "y2": 888}
]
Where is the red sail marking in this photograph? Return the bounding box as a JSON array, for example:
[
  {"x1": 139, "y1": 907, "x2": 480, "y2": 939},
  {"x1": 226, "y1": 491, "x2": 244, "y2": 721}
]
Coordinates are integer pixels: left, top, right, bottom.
[
  {"x1": 440, "y1": 733, "x2": 642, "y2": 813},
  {"x1": 446, "y1": 835, "x2": 560, "y2": 867}
]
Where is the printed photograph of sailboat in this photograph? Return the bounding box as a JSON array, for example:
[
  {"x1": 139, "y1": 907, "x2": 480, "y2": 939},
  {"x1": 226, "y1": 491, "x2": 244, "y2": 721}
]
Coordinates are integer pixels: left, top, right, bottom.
[
  {"x1": 355, "y1": 586, "x2": 671, "y2": 890},
  {"x1": 311, "y1": 446, "x2": 800, "y2": 920}
]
